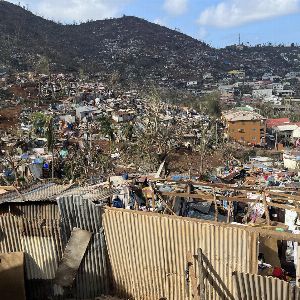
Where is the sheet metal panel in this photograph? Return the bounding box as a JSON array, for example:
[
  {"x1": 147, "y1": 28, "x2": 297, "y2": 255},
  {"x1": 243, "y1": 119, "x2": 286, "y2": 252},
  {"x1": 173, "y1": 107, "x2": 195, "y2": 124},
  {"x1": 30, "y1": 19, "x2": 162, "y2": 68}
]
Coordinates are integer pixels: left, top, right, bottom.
[
  {"x1": 0, "y1": 214, "x2": 63, "y2": 280},
  {"x1": 21, "y1": 218, "x2": 63, "y2": 280},
  {"x1": 103, "y1": 208, "x2": 258, "y2": 300},
  {"x1": 57, "y1": 195, "x2": 103, "y2": 237},
  {"x1": 233, "y1": 272, "x2": 295, "y2": 300},
  {"x1": 57, "y1": 195, "x2": 110, "y2": 298},
  {"x1": 0, "y1": 182, "x2": 70, "y2": 204},
  {"x1": 0, "y1": 203, "x2": 60, "y2": 219},
  {"x1": 0, "y1": 215, "x2": 22, "y2": 252}
]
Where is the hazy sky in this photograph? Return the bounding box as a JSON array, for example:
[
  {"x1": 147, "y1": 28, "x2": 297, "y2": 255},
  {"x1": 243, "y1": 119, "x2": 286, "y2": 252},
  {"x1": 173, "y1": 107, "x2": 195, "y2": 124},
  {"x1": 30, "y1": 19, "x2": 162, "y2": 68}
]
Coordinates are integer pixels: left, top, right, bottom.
[{"x1": 8, "y1": 0, "x2": 300, "y2": 47}]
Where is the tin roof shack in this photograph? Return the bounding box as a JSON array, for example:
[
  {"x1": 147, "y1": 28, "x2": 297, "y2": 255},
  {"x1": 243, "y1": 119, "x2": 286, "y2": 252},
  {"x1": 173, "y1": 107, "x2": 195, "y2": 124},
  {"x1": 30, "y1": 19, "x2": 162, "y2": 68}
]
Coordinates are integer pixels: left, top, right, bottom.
[
  {"x1": 75, "y1": 106, "x2": 98, "y2": 121},
  {"x1": 111, "y1": 110, "x2": 135, "y2": 123},
  {"x1": 0, "y1": 182, "x2": 116, "y2": 300},
  {"x1": 273, "y1": 124, "x2": 299, "y2": 147},
  {"x1": 222, "y1": 110, "x2": 266, "y2": 146}
]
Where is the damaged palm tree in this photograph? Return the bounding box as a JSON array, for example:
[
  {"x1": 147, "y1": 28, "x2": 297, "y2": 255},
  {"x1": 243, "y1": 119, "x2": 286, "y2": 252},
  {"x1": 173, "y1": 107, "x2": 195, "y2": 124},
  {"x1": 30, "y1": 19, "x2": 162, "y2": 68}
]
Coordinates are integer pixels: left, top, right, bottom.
[
  {"x1": 31, "y1": 112, "x2": 55, "y2": 178},
  {"x1": 196, "y1": 121, "x2": 217, "y2": 175}
]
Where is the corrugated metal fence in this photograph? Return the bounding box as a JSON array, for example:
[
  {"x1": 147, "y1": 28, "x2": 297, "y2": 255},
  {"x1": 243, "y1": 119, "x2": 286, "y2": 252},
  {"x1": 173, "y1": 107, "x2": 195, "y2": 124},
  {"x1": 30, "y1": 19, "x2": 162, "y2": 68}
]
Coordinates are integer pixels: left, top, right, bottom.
[
  {"x1": 233, "y1": 272, "x2": 300, "y2": 300},
  {"x1": 103, "y1": 208, "x2": 258, "y2": 300}
]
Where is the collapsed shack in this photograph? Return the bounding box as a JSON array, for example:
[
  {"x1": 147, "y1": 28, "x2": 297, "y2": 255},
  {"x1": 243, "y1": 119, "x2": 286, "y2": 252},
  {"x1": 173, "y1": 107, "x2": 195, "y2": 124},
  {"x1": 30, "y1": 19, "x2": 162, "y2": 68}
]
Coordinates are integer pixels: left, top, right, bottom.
[
  {"x1": 1, "y1": 180, "x2": 300, "y2": 299},
  {"x1": 0, "y1": 182, "x2": 117, "y2": 300}
]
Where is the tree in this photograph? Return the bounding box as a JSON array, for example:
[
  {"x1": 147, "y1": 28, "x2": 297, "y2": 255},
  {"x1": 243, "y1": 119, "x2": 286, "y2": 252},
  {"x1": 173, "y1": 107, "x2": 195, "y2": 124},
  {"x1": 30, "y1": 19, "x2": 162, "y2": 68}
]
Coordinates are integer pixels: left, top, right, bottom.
[
  {"x1": 34, "y1": 56, "x2": 50, "y2": 75},
  {"x1": 196, "y1": 122, "x2": 216, "y2": 174},
  {"x1": 31, "y1": 112, "x2": 55, "y2": 178},
  {"x1": 121, "y1": 122, "x2": 134, "y2": 141},
  {"x1": 201, "y1": 92, "x2": 221, "y2": 117}
]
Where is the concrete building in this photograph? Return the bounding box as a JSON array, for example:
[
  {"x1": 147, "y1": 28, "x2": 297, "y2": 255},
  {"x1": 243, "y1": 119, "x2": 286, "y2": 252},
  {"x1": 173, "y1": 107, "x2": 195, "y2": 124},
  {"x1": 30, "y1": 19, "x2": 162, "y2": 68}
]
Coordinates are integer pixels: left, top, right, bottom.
[{"x1": 222, "y1": 110, "x2": 266, "y2": 146}]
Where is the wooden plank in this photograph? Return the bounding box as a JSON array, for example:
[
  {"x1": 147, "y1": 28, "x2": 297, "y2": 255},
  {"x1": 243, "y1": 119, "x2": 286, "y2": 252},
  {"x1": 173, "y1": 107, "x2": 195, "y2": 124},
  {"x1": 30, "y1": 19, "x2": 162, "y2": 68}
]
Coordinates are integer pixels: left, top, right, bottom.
[
  {"x1": 197, "y1": 248, "x2": 205, "y2": 300},
  {"x1": 187, "y1": 251, "x2": 200, "y2": 300},
  {"x1": 213, "y1": 189, "x2": 218, "y2": 222},
  {"x1": 262, "y1": 192, "x2": 270, "y2": 226},
  {"x1": 161, "y1": 192, "x2": 300, "y2": 214},
  {"x1": 54, "y1": 228, "x2": 92, "y2": 287}
]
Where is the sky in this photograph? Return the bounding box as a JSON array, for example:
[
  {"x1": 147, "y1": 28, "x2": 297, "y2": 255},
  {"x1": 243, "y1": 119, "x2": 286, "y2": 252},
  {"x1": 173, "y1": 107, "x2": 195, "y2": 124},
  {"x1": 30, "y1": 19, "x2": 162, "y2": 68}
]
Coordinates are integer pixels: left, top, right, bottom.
[{"x1": 8, "y1": 0, "x2": 300, "y2": 48}]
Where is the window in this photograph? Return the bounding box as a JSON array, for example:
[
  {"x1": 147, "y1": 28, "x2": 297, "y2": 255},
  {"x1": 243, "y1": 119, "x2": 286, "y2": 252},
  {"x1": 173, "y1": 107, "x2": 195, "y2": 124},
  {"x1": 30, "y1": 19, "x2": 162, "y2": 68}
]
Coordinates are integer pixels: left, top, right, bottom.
[
  {"x1": 238, "y1": 128, "x2": 245, "y2": 133},
  {"x1": 253, "y1": 128, "x2": 256, "y2": 131}
]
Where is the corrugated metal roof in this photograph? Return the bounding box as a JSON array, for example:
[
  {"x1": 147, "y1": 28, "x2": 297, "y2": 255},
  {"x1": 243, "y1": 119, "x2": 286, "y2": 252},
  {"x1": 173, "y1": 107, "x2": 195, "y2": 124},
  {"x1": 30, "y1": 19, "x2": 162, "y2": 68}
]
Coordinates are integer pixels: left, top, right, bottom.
[
  {"x1": 61, "y1": 185, "x2": 118, "y2": 203},
  {"x1": 0, "y1": 182, "x2": 117, "y2": 205},
  {"x1": 0, "y1": 183, "x2": 72, "y2": 204},
  {"x1": 0, "y1": 215, "x2": 22, "y2": 253}
]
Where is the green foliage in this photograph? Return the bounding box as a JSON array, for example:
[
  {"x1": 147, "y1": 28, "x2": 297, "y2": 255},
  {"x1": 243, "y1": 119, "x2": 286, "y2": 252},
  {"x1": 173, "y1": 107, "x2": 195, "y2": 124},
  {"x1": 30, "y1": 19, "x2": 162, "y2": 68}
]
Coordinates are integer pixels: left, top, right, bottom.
[
  {"x1": 31, "y1": 112, "x2": 49, "y2": 130},
  {"x1": 98, "y1": 115, "x2": 115, "y2": 142},
  {"x1": 202, "y1": 92, "x2": 221, "y2": 117},
  {"x1": 31, "y1": 112, "x2": 54, "y2": 150},
  {"x1": 121, "y1": 122, "x2": 134, "y2": 141},
  {"x1": 34, "y1": 56, "x2": 50, "y2": 75}
]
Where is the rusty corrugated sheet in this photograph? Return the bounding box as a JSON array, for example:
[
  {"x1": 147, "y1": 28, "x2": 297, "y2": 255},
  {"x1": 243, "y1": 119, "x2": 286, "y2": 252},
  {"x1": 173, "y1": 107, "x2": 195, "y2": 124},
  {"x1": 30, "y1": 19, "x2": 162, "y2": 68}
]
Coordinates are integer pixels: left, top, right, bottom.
[
  {"x1": 103, "y1": 208, "x2": 258, "y2": 300},
  {"x1": 57, "y1": 195, "x2": 110, "y2": 298},
  {"x1": 233, "y1": 272, "x2": 296, "y2": 300}
]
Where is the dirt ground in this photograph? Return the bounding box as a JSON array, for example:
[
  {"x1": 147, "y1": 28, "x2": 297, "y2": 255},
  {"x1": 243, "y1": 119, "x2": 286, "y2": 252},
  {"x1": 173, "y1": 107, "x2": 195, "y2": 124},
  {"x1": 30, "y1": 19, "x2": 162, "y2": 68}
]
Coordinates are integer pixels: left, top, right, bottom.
[
  {"x1": 0, "y1": 105, "x2": 22, "y2": 131},
  {"x1": 168, "y1": 148, "x2": 228, "y2": 175}
]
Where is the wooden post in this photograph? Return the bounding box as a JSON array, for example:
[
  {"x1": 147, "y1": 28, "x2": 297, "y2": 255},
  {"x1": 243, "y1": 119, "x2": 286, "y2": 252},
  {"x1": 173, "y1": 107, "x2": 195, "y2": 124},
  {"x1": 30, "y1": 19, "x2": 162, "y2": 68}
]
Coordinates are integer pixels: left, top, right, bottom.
[
  {"x1": 296, "y1": 243, "x2": 300, "y2": 288},
  {"x1": 213, "y1": 189, "x2": 218, "y2": 222},
  {"x1": 227, "y1": 201, "x2": 233, "y2": 223},
  {"x1": 134, "y1": 193, "x2": 139, "y2": 210},
  {"x1": 186, "y1": 252, "x2": 200, "y2": 300},
  {"x1": 197, "y1": 248, "x2": 205, "y2": 300},
  {"x1": 262, "y1": 191, "x2": 270, "y2": 226},
  {"x1": 108, "y1": 178, "x2": 112, "y2": 207},
  {"x1": 152, "y1": 193, "x2": 156, "y2": 210}
]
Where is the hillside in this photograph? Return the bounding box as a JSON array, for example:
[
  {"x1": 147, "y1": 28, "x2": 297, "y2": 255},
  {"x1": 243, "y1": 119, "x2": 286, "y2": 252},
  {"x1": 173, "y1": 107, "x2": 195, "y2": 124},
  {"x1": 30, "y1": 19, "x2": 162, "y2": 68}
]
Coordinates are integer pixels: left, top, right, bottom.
[
  {"x1": 0, "y1": 1, "x2": 221, "y2": 84},
  {"x1": 1, "y1": 1, "x2": 300, "y2": 86}
]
